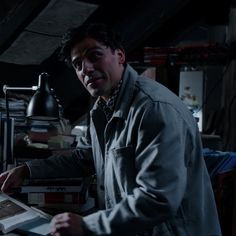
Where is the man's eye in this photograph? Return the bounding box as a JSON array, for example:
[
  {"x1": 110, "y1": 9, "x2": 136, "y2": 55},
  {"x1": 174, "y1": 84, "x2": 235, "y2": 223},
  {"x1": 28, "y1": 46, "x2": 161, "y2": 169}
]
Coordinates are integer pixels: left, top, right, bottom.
[
  {"x1": 73, "y1": 60, "x2": 82, "y2": 70},
  {"x1": 89, "y1": 52, "x2": 102, "y2": 62}
]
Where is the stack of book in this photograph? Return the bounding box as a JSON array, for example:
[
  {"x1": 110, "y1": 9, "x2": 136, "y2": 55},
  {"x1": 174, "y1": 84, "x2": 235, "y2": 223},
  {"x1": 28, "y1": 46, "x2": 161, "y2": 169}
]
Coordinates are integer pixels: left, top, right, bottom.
[
  {"x1": 0, "y1": 97, "x2": 28, "y2": 125},
  {"x1": 15, "y1": 177, "x2": 95, "y2": 215}
]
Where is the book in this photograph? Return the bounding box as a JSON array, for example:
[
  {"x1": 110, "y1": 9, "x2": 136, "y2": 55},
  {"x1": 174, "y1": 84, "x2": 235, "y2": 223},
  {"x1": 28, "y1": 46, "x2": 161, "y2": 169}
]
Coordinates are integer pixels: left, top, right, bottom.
[
  {"x1": 38, "y1": 197, "x2": 96, "y2": 215},
  {"x1": 0, "y1": 193, "x2": 50, "y2": 234},
  {"x1": 20, "y1": 177, "x2": 90, "y2": 195},
  {"x1": 28, "y1": 192, "x2": 86, "y2": 205},
  {"x1": 18, "y1": 185, "x2": 83, "y2": 193},
  {"x1": 23, "y1": 177, "x2": 84, "y2": 186},
  {"x1": 15, "y1": 177, "x2": 92, "y2": 207}
]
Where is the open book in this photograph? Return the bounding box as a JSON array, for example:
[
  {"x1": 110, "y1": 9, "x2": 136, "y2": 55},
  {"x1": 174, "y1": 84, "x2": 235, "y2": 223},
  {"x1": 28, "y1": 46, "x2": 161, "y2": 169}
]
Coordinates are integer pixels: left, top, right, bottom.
[{"x1": 0, "y1": 193, "x2": 50, "y2": 234}]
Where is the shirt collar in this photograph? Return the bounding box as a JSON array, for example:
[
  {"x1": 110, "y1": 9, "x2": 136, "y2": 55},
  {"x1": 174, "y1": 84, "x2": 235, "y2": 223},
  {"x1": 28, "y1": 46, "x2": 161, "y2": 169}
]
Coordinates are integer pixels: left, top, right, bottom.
[{"x1": 98, "y1": 79, "x2": 123, "y2": 121}]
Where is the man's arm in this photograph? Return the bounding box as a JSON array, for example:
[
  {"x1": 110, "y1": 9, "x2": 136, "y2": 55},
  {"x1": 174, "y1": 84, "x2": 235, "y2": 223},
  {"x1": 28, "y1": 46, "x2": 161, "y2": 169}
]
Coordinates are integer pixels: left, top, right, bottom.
[
  {"x1": 27, "y1": 128, "x2": 95, "y2": 179},
  {"x1": 1, "y1": 129, "x2": 94, "y2": 192},
  {"x1": 26, "y1": 148, "x2": 95, "y2": 179}
]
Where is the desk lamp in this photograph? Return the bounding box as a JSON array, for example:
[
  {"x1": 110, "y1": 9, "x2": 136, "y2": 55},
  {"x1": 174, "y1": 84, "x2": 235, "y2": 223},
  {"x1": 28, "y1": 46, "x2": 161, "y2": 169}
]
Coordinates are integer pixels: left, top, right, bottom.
[
  {"x1": 2, "y1": 72, "x2": 59, "y2": 169},
  {"x1": 3, "y1": 72, "x2": 59, "y2": 121},
  {"x1": 26, "y1": 72, "x2": 59, "y2": 121}
]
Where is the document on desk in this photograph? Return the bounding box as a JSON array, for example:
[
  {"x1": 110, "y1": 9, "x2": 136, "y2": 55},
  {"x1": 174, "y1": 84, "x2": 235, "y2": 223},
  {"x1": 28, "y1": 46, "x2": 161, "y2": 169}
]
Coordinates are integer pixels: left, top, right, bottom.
[
  {"x1": 0, "y1": 193, "x2": 51, "y2": 235},
  {"x1": 16, "y1": 217, "x2": 51, "y2": 236}
]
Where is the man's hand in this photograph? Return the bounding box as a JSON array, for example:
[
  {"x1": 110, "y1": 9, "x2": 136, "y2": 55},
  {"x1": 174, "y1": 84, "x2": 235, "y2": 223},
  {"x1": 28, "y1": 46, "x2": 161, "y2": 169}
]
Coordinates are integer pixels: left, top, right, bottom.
[
  {"x1": 50, "y1": 212, "x2": 85, "y2": 236},
  {"x1": 0, "y1": 165, "x2": 29, "y2": 193}
]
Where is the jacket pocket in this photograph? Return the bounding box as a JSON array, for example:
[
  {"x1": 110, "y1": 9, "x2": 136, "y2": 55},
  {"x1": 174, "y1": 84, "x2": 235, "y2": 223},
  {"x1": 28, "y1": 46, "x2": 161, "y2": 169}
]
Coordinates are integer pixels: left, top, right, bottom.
[{"x1": 110, "y1": 145, "x2": 136, "y2": 193}]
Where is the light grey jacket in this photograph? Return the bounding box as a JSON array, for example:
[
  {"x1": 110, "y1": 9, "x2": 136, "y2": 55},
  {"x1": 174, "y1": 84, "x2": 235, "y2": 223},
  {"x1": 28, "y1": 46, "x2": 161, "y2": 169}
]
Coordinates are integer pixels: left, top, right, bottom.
[{"x1": 28, "y1": 65, "x2": 221, "y2": 236}]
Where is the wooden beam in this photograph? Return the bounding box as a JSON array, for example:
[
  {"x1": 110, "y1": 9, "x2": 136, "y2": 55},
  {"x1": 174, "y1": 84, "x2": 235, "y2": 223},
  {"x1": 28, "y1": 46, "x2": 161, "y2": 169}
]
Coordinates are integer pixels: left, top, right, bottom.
[{"x1": 0, "y1": 0, "x2": 50, "y2": 54}]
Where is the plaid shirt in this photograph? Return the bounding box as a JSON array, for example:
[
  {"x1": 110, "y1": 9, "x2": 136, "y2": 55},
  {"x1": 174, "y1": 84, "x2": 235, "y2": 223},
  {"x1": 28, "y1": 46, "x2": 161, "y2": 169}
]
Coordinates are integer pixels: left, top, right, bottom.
[{"x1": 98, "y1": 79, "x2": 123, "y2": 121}]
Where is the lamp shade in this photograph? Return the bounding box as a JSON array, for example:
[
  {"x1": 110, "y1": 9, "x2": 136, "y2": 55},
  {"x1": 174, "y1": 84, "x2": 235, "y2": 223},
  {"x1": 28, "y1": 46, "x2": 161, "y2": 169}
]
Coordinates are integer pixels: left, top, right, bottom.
[{"x1": 26, "y1": 72, "x2": 59, "y2": 120}]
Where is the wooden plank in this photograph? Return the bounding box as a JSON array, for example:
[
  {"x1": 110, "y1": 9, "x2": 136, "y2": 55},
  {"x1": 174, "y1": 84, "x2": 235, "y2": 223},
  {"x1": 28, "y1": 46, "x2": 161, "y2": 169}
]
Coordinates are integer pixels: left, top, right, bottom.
[{"x1": 0, "y1": 0, "x2": 50, "y2": 54}]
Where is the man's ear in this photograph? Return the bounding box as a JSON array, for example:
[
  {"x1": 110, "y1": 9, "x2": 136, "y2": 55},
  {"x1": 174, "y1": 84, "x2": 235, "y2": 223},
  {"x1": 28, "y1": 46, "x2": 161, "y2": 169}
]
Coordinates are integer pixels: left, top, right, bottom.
[{"x1": 117, "y1": 49, "x2": 125, "y2": 64}]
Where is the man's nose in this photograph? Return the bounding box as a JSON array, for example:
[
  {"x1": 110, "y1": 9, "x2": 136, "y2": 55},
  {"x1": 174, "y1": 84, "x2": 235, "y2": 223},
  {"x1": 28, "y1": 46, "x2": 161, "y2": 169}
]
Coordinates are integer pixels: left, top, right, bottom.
[{"x1": 82, "y1": 60, "x2": 94, "y2": 75}]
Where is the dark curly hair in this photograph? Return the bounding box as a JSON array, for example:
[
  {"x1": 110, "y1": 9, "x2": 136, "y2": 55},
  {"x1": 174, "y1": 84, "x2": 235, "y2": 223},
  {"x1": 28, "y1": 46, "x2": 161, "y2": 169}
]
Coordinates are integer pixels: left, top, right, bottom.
[{"x1": 58, "y1": 23, "x2": 124, "y2": 66}]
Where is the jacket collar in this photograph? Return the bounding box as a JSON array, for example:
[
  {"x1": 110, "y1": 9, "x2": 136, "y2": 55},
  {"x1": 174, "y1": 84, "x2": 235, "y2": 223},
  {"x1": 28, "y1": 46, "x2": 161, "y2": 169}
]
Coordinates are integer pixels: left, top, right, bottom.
[{"x1": 91, "y1": 64, "x2": 138, "y2": 120}]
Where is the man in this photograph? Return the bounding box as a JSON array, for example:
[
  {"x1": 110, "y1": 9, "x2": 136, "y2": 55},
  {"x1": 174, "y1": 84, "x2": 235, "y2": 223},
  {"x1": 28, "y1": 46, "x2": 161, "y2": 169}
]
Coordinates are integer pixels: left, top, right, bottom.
[{"x1": 0, "y1": 23, "x2": 221, "y2": 236}]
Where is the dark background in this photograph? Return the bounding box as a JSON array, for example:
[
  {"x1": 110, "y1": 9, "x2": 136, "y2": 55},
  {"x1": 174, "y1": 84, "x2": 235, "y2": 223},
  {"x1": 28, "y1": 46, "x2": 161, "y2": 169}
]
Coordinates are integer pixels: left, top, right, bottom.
[{"x1": 0, "y1": 0, "x2": 235, "y2": 145}]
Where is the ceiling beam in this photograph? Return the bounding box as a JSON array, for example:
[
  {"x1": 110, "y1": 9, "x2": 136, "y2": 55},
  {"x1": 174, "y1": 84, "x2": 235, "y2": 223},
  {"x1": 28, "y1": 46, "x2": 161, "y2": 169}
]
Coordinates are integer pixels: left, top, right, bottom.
[
  {"x1": 0, "y1": 0, "x2": 50, "y2": 54},
  {"x1": 83, "y1": 0, "x2": 193, "y2": 52}
]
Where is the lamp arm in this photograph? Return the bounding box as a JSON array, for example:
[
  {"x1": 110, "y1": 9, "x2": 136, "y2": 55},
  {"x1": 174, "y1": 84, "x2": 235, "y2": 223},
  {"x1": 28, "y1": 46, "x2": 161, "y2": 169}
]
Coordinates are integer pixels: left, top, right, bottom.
[
  {"x1": 3, "y1": 84, "x2": 39, "y2": 120},
  {"x1": 3, "y1": 85, "x2": 38, "y2": 94}
]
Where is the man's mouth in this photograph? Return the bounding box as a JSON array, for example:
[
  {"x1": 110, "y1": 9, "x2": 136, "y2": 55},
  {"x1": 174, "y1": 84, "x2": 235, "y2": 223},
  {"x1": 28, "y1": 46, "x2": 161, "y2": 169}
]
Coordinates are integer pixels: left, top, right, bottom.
[{"x1": 85, "y1": 77, "x2": 103, "y2": 86}]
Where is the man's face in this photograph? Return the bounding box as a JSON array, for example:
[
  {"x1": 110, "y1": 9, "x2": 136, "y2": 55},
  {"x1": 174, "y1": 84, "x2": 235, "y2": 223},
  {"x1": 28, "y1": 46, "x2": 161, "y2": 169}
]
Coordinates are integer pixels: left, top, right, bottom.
[{"x1": 70, "y1": 37, "x2": 125, "y2": 100}]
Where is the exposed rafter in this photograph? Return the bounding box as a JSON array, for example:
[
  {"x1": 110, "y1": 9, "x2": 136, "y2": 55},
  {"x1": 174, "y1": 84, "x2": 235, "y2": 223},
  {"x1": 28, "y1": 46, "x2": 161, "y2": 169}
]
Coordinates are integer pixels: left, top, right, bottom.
[{"x1": 0, "y1": 0, "x2": 50, "y2": 54}]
